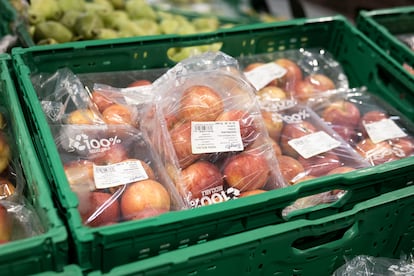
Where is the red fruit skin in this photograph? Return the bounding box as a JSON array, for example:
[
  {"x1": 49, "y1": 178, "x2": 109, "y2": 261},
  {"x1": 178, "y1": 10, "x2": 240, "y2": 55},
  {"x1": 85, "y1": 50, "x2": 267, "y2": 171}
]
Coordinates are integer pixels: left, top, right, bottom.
[
  {"x1": 90, "y1": 143, "x2": 128, "y2": 165},
  {"x1": 223, "y1": 153, "x2": 270, "y2": 192},
  {"x1": 322, "y1": 101, "x2": 361, "y2": 128},
  {"x1": 355, "y1": 138, "x2": 397, "y2": 165},
  {"x1": 128, "y1": 79, "x2": 152, "y2": 88},
  {"x1": 216, "y1": 109, "x2": 259, "y2": 146},
  {"x1": 178, "y1": 85, "x2": 224, "y2": 122},
  {"x1": 275, "y1": 58, "x2": 303, "y2": 91},
  {"x1": 298, "y1": 151, "x2": 342, "y2": 177},
  {"x1": 276, "y1": 155, "x2": 306, "y2": 184},
  {"x1": 120, "y1": 179, "x2": 170, "y2": 221},
  {"x1": 79, "y1": 191, "x2": 120, "y2": 227},
  {"x1": 180, "y1": 160, "x2": 224, "y2": 200},
  {"x1": 169, "y1": 121, "x2": 205, "y2": 168},
  {"x1": 280, "y1": 121, "x2": 318, "y2": 158},
  {"x1": 391, "y1": 137, "x2": 414, "y2": 158},
  {"x1": 358, "y1": 110, "x2": 388, "y2": 138},
  {"x1": 91, "y1": 90, "x2": 115, "y2": 113}
]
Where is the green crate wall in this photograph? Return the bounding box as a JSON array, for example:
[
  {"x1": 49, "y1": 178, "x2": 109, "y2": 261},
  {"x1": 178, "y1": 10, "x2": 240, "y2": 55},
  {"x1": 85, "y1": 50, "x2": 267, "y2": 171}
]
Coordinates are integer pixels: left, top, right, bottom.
[{"x1": 0, "y1": 54, "x2": 69, "y2": 274}]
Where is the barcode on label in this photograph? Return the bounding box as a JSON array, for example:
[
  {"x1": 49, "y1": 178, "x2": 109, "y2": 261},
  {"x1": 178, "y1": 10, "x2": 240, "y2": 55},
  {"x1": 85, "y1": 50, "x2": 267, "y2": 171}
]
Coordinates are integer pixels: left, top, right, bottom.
[
  {"x1": 95, "y1": 166, "x2": 116, "y2": 174},
  {"x1": 194, "y1": 124, "x2": 214, "y2": 132}
]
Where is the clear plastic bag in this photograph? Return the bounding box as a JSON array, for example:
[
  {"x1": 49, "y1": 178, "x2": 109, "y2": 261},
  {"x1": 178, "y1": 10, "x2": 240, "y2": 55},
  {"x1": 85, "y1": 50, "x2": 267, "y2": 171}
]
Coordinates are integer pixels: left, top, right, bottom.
[
  {"x1": 239, "y1": 48, "x2": 349, "y2": 103},
  {"x1": 33, "y1": 68, "x2": 186, "y2": 227},
  {"x1": 141, "y1": 51, "x2": 287, "y2": 207},
  {"x1": 308, "y1": 87, "x2": 414, "y2": 166},
  {"x1": 333, "y1": 254, "x2": 414, "y2": 276}
]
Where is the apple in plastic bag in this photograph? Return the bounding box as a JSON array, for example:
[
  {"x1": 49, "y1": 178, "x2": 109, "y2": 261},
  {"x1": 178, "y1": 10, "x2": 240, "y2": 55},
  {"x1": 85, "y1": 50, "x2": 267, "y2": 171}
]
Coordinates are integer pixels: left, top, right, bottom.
[
  {"x1": 243, "y1": 62, "x2": 265, "y2": 73},
  {"x1": 102, "y1": 103, "x2": 137, "y2": 126},
  {"x1": 261, "y1": 110, "x2": 283, "y2": 142},
  {"x1": 223, "y1": 152, "x2": 270, "y2": 192},
  {"x1": 257, "y1": 85, "x2": 287, "y2": 101},
  {"x1": 298, "y1": 151, "x2": 342, "y2": 177},
  {"x1": 64, "y1": 159, "x2": 95, "y2": 188},
  {"x1": 274, "y1": 58, "x2": 303, "y2": 92},
  {"x1": 127, "y1": 79, "x2": 152, "y2": 88},
  {"x1": 91, "y1": 90, "x2": 114, "y2": 113},
  {"x1": 280, "y1": 121, "x2": 318, "y2": 158},
  {"x1": 216, "y1": 109, "x2": 259, "y2": 146},
  {"x1": 322, "y1": 100, "x2": 361, "y2": 128},
  {"x1": 120, "y1": 179, "x2": 171, "y2": 221},
  {"x1": 355, "y1": 138, "x2": 397, "y2": 165},
  {"x1": 391, "y1": 137, "x2": 414, "y2": 158},
  {"x1": 79, "y1": 191, "x2": 120, "y2": 227},
  {"x1": 179, "y1": 160, "x2": 223, "y2": 201},
  {"x1": 276, "y1": 155, "x2": 306, "y2": 184},
  {"x1": 177, "y1": 85, "x2": 224, "y2": 122},
  {"x1": 294, "y1": 74, "x2": 335, "y2": 102},
  {"x1": 0, "y1": 132, "x2": 10, "y2": 174},
  {"x1": 0, "y1": 204, "x2": 11, "y2": 244},
  {"x1": 89, "y1": 143, "x2": 128, "y2": 165},
  {"x1": 358, "y1": 110, "x2": 388, "y2": 138},
  {"x1": 239, "y1": 189, "x2": 266, "y2": 198},
  {"x1": 169, "y1": 121, "x2": 205, "y2": 168},
  {"x1": 66, "y1": 108, "x2": 102, "y2": 125}
]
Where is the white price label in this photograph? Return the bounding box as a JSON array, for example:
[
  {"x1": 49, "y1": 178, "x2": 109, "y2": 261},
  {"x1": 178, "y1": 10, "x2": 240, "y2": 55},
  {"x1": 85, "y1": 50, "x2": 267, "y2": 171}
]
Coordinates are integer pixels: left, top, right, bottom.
[
  {"x1": 191, "y1": 121, "x2": 244, "y2": 154},
  {"x1": 93, "y1": 160, "x2": 149, "y2": 189},
  {"x1": 288, "y1": 131, "x2": 341, "y2": 159},
  {"x1": 364, "y1": 118, "x2": 407, "y2": 143},
  {"x1": 244, "y1": 62, "x2": 287, "y2": 91}
]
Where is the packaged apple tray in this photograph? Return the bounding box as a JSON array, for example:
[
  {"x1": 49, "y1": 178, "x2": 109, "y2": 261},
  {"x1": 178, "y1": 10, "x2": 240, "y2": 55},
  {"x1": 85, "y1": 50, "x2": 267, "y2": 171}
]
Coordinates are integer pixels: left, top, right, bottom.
[
  {"x1": 356, "y1": 6, "x2": 414, "y2": 77},
  {"x1": 0, "y1": 54, "x2": 69, "y2": 274},
  {"x1": 10, "y1": 15, "x2": 414, "y2": 273}
]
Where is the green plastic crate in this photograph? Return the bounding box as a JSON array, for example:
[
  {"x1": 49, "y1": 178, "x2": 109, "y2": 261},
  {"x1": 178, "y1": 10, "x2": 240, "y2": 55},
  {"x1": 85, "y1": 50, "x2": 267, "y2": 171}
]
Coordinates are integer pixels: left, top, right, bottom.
[
  {"x1": 356, "y1": 6, "x2": 414, "y2": 79},
  {"x1": 0, "y1": 0, "x2": 17, "y2": 37},
  {"x1": 87, "y1": 184, "x2": 414, "y2": 276},
  {"x1": 10, "y1": 15, "x2": 414, "y2": 273},
  {"x1": 0, "y1": 54, "x2": 69, "y2": 274},
  {"x1": 33, "y1": 265, "x2": 83, "y2": 276}
]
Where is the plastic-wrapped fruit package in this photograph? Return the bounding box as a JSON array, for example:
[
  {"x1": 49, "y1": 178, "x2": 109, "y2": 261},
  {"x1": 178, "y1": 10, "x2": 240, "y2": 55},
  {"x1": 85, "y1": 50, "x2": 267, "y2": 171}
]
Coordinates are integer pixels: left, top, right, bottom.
[
  {"x1": 239, "y1": 48, "x2": 349, "y2": 104},
  {"x1": 0, "y1": 109, "x2": 44, "y2": 244},
  {"x1": 309, "y1": 88, "x2": 414, "y2": 166},
  {"x1": 269, "y1": 103, "x2": 370, "y2": 184},
  {"x1": 35, "y1": 68, "x2": 185, "y2": 227},
  {"x1": 141, "y1": 51, "x2": 286, "y2": 208}
]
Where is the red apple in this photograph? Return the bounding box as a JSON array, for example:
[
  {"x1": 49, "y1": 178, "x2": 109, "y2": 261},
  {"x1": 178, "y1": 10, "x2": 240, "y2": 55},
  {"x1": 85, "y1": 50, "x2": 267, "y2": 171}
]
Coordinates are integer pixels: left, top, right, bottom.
[
  {"x1": 91, "y1": 90, "x2": 114, "y2": 113},
  {"x1": 102, "y1": 103, "x2": 137, "y2": 127},
  {"x1": 293, "y1": 74, "x2": 335, "y2": 102},
  {"x1": 0, "y1": 133, "x2": 10, "y2": 175},
  {"x1": 216, "y1": 109, "x2": 258, "y2": 146},
  {"x1": 239, "y1": 189, "x2": 266, "y2": 197},
  {"x1": 64, "y1": 159, "x2": 95, "y2": 187},
  {"x1": 276, "y1": 155, "x2": 306, "y2": 184},
  {"x1": 0, "y1": 204, "x2": 11, "y2": 243},
  {"x1": 257, "y1": 86, "x2": 287, "y2": 101},
  {"x1": 403, "y1": 63, "x2": 414, "y2": 75},
  {"x1": 292, "y1": 175, "x2": 317, "y2": 184},
  {"x1": 274, "y1": 58, "x2": 303, "y2": 92},
  {"x1": 89, "y1": 143, "x2": 128, "y2": 165},
  {"x1": 355, "y1": 138, "x2": 397, "y2": 165},
  {"x1": 298, "y1": 151, "x2": 342, "y2": 177},
  {"x1": 169, "y1": 121, "x2": 205, "y2": 168},
  {"x1": 223, "y1": 152, "x2": 270, "y2": 192},
  {"x1": 322, "y1": 100, "x2": 361, "y2": 128},
  {"x1": 390, "y1": 137, "x2": 414, "y2": 158},
  {"x1": 179, "y1": 160, "x2": 223, "y2": 200},
  {"x1": 243, "y1": 62, "x2": 265, "y2": 72},
  {"x1": 280, "y1": 121, "x2": 318, "y2": 158},
  {"x1": 79, "y1": 191, "x2": 120, "y2": 227},
  {"x1": 120, "y1": 179, "x2": 171, "y2": 221},
  {"x1": 305, "y1": 74, "x2": 335, "y2": 91},
  {"x1": 178, "y1": 85, "x2": 224, "y2": 122},
  {"x1": 359, "y1": 110, "x2": 388, "y2": 138},
  {"x1": 67, "y1": 109, "x2": 102, "y2": 125},
  {"x1": 326, "y1": 166, "x2": 355, "y2": 175},
  {"x1": 261, "y1": 110, "x2": 283, "y2": 142},
  {"x1": 331, "y1": 124, "x2": 359, "y2": 145},
  {"x1": 127, "y1": 79, "x2": 152, "y2": 88}
]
